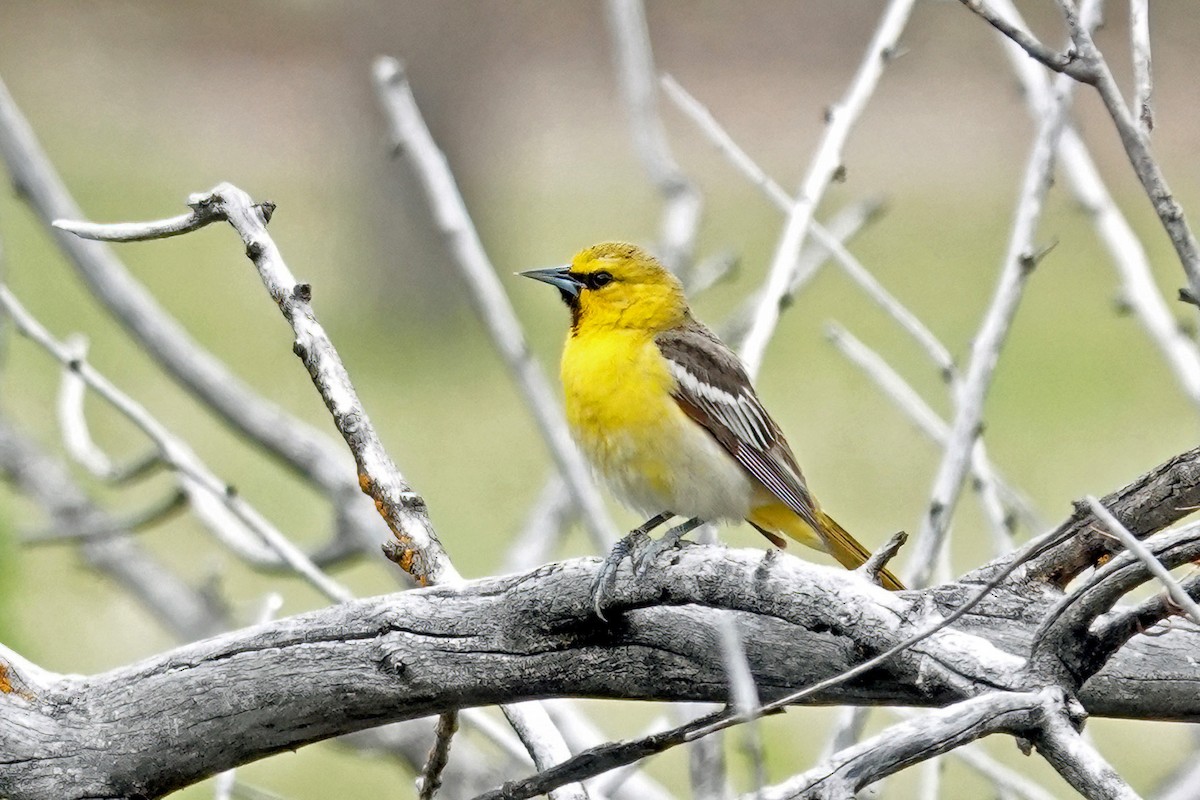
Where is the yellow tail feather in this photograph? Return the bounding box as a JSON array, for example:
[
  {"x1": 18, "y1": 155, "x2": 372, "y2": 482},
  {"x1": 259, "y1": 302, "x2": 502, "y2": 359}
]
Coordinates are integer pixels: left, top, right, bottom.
[{"x1": 746, "y1": 503, "x2": 905, "y2": 591}]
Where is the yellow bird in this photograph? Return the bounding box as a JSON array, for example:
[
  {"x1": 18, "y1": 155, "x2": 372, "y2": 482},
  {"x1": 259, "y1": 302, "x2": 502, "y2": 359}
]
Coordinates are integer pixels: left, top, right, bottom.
[{"x1": 522, "y1": 242, "x2": 903, "y2": 611}]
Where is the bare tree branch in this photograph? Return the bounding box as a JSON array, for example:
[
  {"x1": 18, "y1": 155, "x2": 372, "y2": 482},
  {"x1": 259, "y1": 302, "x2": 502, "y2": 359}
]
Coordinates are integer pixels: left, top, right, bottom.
[
  {"x1": 0, "y1": 414, "x2": 227, "y2": 641},
  {"x1": 985, "y1": 0, "x2": 1200, "y2": 411},
  {"x1": 1030, "y1": 521, "x2": 1200, "y2": 687},
  {"x1": 738, "y1": 0, "x2": 916, "y2": 378},
  {"x1": 56, "y1": 185, "x2": 459, "y2": 585},
  {"x1": 957, "y1": 0, "x2": 1097, "y2": 82},
  {"x1": 371, "y1": 56, "x2": 617, "y2": 556},
  {"x1": 605, "y1": 0, "x2": 701, "y2": 275},
  {"x1": 825, "y1": 322, "x2": 1035, "y2": 549},
  {"x1": 0, "y1": 285, "x2": 355, "y2": 601},
  {"x1": 3, "y1": 495, "x2": 1199, "y2": 799},
  {"x1": 889, "y1": 709, "x2": 1061, "y2": 800},
  {"x1": 0, "y1": 413, "x2": 512, "y2": 794},
  {"x1": 53, "y1": 184, "x2": 604, "y2": 785},
  {"x1": 754, "y1": 690, "x2": 1063, "y2": 800},
  {"x1": 1085, "y1": 496, "x2": 1200, "y2": 625},
  {"x1": 57, "y1": 334, "x2": 162, "y2": 483},
  {"x1": 1034, "y1": 709, "x2": 1140, "y2": 800},
  {"x1": 1019, "y1": 444, "x2": 1200, "y2": 586},
  {"x1": 0, "y1": 75, "x2": 386, "y2": 564},
  {"x1": 960, "y1": 0, "x2": 1200, "y2": 304},
  {"x1": 904, "y1": 18, "x2": 1088, "y2": 585},
  {"x1": 417, "y1": 711, "x2": 459, "y2": 800},
  {"x1": 1130, "y1": 0, "x2": 1154, "y2": 136}
]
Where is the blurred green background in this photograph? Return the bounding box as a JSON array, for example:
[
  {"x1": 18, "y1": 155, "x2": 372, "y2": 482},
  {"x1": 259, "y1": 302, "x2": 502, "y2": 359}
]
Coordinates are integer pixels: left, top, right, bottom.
[{"x1": 1, "y1": 1, "x2": 1199, "y2": 797}]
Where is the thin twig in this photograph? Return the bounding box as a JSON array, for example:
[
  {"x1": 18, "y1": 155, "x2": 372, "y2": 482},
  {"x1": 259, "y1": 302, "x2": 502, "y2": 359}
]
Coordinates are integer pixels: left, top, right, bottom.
[
  {"x1": 418, "y1": 711, "x2": 460, "y2": 800},
  {"x1": 916, "y1": 757, "x2": 943, "y2": 800},
  {"x1": 22, "y1": 488, "x2": 187, "y2": 545},
  {"x1": 857, "y1": 530, "x2": 909, "y2": 586},
  {"x1": 57, "y1": 183, "x2": 596, "y2": 784},
  {"x1": 1090, "y1": 568, "x2": 1200, "y2": 662},
  {"x1": 718, "y1": 617, "x2": 764, "y2": 798},
  {"x1": 662, "y1": 74, "x2": 955, "y2": 378},
  {"x1": 721, "y1": 198, "x2": 886, "y2": 349},
  {"x1": 605, "y1": 0, "x2": 701, "y2": 275},
  {"x1": 1085, "y1": 495, "x2": 1200, "y2": 625},
  {"x1": 660, "y1": 73, "x2": 790, "y2": 210},
  {"x1": 962, "y1": 0, "x2": 1200, "y2": 304},
  {"x1": 56, "y1": 185, "x2": 460, "y2": 586},
  {"x1": 540, "y1": 700, "x2": 674, "y2": 800},
  {"x1": 1067, "y1": 8, "x2": 1200, "y2": 300},
  {"x1": 1029, "y1": 521, "x2": 1200, "y2": 684},
  {"x1": 368, "y1": 64, "x2": 626, "y2": 783},
  {"x1": 0, "y1": 285, "x2": 355, "y2": 602},
  {"x1": 659, "y1": 73, "x2": 1032, "y2": 557},
  {"x1": 825, "y1": 323, "x2": 1037, "y2": 546},
  {"x1": 0, "y1": 415, "x2": 228, "y2": 641},
  {"x1": 372, "y1": 56, "x2": 616, "y2": 556},
  {"x1": 956, "y1": 0, "x2": 1097, "y2": 82},
  {"x1": 501, "y1": 702, "x2": 590, "y2": 800},
  {"x1": 0, "y1": 75, "x2": 383, "y2": 564},
  {"x1": 1130, "y1": 0, "x2": 1154, "y2": 136},
  {"x1": 738, "y1": 0, "x2": 917, "y2": 378},
  {"x1": 820, "y1": 707, "x2": 872, "y2": 762},
  {"x1": 988, "y1": 0, "x2": 1200, "y2": 408},
  {"x1": 57, "y1": 334, "x2": 163, "y2": 483},
  {"x1": 904, "y1": 14, "x2": 1088, "y2": 586}
]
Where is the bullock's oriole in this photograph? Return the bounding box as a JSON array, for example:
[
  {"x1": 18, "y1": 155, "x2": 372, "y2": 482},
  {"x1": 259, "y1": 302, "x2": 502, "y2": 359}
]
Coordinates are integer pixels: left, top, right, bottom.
[{"x1": 522, "y1": 242, "x2": 903, "y2": 613}]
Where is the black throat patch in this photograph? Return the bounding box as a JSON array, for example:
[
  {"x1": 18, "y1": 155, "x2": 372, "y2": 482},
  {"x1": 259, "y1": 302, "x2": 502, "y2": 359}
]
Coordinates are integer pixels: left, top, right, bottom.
[{"x1": 564, "y1": 291, "x2": 582, "y2": 335}]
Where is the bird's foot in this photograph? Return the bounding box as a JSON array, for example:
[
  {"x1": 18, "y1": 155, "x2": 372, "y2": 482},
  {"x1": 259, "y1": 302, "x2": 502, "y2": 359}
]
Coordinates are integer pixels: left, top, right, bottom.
[
  {"x1": 590, "y1": 528, "x2": 653, "y2": 620},
  {"x1": 631, "y1": 519, "x2": 703, "y2": 575},
  {"x1": 591, "y1": 519, "x2": 709, "y2": 619}
]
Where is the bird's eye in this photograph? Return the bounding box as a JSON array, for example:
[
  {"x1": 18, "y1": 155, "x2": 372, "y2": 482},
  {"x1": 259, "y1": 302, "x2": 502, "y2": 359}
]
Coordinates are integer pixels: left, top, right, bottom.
[{"x1": 587, "y1": 271, "x2": 613, "y2": 289}]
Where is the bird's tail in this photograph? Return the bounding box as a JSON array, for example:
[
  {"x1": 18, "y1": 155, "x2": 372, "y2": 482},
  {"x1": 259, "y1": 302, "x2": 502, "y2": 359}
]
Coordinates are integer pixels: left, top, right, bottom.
[{"x1": 746, "y1": 503, "x2": 905, "y2": 591}]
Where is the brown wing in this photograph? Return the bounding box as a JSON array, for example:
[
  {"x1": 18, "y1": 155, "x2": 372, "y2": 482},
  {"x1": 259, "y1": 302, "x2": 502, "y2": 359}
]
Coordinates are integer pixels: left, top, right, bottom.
[{"x1": 655, "y1": 319, "x2": 823, "y2": 534}]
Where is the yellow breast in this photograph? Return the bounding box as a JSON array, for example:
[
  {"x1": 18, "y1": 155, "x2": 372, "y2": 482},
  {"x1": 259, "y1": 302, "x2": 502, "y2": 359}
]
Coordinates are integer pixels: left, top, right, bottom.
[{"x1": 561, "y1": 329, "x2": 752, "y2": 520}]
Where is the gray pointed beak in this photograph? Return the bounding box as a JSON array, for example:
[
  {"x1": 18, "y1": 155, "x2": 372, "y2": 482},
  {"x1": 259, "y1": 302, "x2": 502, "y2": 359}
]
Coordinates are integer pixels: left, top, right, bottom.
[{"x1": 519, "y1": 265, "x2": 583, "y2": 299}]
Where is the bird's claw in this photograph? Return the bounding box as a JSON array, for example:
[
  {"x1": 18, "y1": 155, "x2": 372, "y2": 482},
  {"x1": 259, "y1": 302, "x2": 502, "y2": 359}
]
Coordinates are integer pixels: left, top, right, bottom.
[
  {"x1": 591, "y1": 519, "x2": 706, "y2": 619},
  {"x1": 631, "y1": 528, "x2": 694, "y2": 575},
  {"x1": 590, "y1": 529, "x2": 651, "y2": 620}
]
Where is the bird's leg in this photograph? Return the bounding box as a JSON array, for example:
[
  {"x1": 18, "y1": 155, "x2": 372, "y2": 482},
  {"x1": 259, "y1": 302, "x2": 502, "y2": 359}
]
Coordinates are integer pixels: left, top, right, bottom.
[
  {"x1": 590, "y1": 511, "x2": 674, "y2": 620},
  {"x1": 632, "y1": 517, "x2": 705, "y2": 575}
]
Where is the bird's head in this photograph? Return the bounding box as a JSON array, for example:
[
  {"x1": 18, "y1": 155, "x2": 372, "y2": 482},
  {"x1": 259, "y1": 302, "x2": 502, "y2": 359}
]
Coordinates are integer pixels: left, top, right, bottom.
[{"x1": 521, "y1": 242, "x2": 688, "y2": 334}]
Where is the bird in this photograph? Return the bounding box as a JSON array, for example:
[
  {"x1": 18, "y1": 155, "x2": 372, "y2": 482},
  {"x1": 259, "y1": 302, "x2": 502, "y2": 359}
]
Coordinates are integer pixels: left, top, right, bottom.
[{"x1": 521, "y1": 242, "x2": 903, "y2": 614}]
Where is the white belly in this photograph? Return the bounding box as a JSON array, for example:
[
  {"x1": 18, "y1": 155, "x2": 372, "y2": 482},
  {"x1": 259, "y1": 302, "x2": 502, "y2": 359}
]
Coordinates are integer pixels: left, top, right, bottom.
[{"x1": 582, "y1": 412, "x2": 754, "y2": 523}]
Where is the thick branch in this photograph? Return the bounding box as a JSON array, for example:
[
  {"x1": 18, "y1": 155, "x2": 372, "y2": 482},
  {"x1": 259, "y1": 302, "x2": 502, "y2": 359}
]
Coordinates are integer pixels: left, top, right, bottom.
[
  {"x1": 2, "y1": 547, "x2": 1199, "y2": 800},
  {"x1": 1018, "y1": 444, "x2": 1200, "y2": 586},
  {"x1": 756, "y1": 690, "x2": 1061, "y2": 800}
]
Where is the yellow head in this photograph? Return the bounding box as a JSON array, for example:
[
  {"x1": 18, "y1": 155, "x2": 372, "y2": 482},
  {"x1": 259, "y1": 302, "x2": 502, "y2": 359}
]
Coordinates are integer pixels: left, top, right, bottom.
[{"x1": 521, "y1": 242, "x2": 689, "y2": 334}]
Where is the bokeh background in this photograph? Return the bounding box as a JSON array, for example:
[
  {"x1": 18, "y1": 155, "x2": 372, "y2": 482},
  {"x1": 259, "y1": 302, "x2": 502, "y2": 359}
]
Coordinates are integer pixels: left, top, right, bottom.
[{"x1": 1, "y1": 1, "x2": 1199, "y2": 797}]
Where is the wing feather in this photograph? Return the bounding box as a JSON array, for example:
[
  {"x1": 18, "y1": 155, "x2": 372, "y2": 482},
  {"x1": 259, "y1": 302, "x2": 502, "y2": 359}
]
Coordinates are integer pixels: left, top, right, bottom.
[{"x1": 656, "y1": 320, "x2": 822, "y2": 533}]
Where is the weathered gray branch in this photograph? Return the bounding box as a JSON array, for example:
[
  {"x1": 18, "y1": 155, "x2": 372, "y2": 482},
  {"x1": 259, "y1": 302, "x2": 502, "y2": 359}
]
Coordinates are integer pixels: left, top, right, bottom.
[
  {"x1": 2, "y1": 536, "x2": 1199, "y2": 800},
  {"x1": 755, "y1": 689, "x2": 1073, "y2": 800},
  {"x1": 0, "y1": 413, "x2": 513, "y2": 797},
  {"x1": 1019, "y1": 444, "x2": 1200, "y2": 586},
  {"x1": 0, "y1": 74, "x2": 385, "y2": 568}
]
